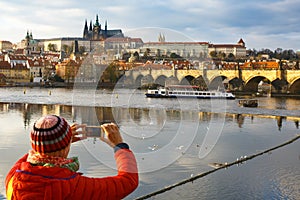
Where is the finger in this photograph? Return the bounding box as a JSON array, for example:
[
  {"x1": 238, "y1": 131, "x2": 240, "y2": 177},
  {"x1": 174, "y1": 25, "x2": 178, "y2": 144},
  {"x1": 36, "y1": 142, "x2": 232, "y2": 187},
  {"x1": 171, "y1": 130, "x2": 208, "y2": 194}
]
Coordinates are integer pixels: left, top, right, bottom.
[
  {"x1": 101, "y1": 124, "x2": 110, "y2": 134},
  {"x1": 76, "y1": 124, "x2": 87, "y2": 129},
  {"x1": 71, "y1": 123, "x2": 78, "y2": 129}
]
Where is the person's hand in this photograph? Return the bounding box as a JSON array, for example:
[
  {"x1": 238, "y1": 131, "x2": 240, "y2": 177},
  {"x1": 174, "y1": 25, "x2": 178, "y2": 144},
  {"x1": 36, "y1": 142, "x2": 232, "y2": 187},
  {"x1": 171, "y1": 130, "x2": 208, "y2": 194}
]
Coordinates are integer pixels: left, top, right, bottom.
[
  {"x1": 70, "y1": 123, "x2": 87, "y2": 143},
  {"x1": 100, "y1": 123, "x2": 123, "y2": 148}
]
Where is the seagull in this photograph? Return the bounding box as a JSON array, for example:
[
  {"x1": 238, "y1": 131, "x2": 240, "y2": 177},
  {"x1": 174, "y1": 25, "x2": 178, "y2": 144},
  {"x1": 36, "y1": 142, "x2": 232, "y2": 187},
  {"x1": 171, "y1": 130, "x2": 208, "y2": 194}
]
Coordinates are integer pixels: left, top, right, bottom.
[{"x1": 148, "y1": 144, "x2": 158, "y2": 151}]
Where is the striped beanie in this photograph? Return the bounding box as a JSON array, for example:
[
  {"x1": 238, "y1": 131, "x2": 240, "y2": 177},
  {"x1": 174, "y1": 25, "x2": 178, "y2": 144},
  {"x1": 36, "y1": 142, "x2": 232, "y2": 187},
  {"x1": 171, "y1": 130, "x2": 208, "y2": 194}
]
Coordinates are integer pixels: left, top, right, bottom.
[{"x1": 30, "y1": 115, "x2": 72, "y2": 154}]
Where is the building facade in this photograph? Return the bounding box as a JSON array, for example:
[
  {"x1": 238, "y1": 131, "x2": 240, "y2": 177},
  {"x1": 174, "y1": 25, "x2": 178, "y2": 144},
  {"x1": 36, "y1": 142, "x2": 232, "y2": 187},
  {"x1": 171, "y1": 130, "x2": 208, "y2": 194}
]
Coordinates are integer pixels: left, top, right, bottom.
[
  {"x1": 0, "y1": 40, "x2": 13, "y2": 51},
  {"x1": 208, "y1": 38, "x2": 246, "y2": 58},
  {"x1": 141, "y1": 41, "x2": 209, "y2": 59}
]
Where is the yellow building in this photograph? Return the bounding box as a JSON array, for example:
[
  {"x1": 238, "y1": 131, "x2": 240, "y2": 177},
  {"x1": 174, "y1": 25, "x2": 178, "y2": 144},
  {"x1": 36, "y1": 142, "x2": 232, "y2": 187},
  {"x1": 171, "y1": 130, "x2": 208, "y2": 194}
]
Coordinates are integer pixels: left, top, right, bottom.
[
  {"x1": 55, "y1": 59, "x2": 81, "y2": 82},
  {"x1": 0, "y1": 61, "x2": 30, "y2": 83}
]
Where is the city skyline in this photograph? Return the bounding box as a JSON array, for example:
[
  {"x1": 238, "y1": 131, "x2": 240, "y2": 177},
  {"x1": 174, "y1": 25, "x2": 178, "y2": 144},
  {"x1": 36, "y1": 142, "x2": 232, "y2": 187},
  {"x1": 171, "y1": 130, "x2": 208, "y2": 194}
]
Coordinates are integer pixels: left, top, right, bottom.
[{"x1": 0, "y1": 0, "x2": 299, "y2": 51}]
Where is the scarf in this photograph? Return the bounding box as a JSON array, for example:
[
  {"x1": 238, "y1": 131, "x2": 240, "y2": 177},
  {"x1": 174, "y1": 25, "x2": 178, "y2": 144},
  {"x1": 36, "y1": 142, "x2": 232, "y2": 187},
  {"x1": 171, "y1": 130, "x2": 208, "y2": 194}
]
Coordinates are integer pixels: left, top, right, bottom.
[{"x1": 27, "y1": 150, "x2": 80, "y2": 172}]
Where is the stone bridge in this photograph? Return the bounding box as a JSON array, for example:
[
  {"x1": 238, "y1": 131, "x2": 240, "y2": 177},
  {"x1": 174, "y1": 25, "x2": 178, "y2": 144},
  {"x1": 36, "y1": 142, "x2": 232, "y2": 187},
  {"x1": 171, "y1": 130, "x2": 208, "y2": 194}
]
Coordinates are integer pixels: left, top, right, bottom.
[{"x1": 123, "y1": 69, "x2": 300, "y2": 94}]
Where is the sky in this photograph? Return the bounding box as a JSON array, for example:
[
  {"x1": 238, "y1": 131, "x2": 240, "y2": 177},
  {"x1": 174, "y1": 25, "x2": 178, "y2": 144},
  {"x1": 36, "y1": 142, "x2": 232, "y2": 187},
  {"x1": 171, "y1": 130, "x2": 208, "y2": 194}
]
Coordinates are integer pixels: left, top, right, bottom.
[{"x1": 0, "y1": 0, "x2": 300, "y2": 51}]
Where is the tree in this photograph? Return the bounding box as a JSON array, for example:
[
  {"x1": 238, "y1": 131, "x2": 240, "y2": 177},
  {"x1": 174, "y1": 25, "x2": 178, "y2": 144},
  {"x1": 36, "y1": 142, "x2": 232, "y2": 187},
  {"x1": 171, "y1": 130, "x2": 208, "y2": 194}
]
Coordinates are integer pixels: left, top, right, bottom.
[
  {"x1": 103, "y1": 63, "x2": 119, "y2": 83},
  {"x1": 156, "y1": 49, "x2": 161, "y2": 58},
  {"x1": 62, "y1": 45, "x2": 73, "y2": 56},
  {"x1": 144, "y1": 48, "x2": 151, "y2": 57},
  {"x1": 219, "y1": 52, "x2": 226, "y2": 60},
  {"x1": 47, "y1": 43, "x2": 56, "y2": 52},
  {"x1": 133, "y1": 51, "x2": 139, "y2": 61},
  {"x1": 209, "y1": 51, "x2": 217, "y2": 58},
  {"x1": 79, "y1": 46, "x2": 86, "y2": 54},
  {"x1": 227, "y1": 53, "x2": 235, "y2": 61},
  {"x1": 170, "y1": 53, "x2": 181, "y2": 59},
  {"x1": 122, "y1": 52, "x2": 131, "y2": 61}
]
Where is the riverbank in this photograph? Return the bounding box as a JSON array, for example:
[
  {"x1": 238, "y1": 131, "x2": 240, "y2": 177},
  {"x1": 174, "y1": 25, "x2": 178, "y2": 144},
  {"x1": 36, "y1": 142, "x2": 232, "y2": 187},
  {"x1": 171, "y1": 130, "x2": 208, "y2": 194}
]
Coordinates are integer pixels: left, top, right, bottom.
[{"x1": 2, "y1": 82, "x2": 300, "y2": 98}]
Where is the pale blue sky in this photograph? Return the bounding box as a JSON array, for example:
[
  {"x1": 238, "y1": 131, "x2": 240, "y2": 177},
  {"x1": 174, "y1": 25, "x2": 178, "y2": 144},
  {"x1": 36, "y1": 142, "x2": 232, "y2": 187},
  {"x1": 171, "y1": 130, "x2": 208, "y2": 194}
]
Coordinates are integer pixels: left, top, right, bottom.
[{"x1": 0, "y1": 0, "x2": 299, "y2": 50}]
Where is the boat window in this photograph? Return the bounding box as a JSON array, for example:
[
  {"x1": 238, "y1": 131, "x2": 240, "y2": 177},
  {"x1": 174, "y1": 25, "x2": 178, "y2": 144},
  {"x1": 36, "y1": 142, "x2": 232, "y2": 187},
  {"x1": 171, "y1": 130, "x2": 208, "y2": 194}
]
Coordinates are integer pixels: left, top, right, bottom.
[
  {"x1": 155, "y1": 91, "x2": 158, "y2": 94},
  {"x1": 161, "y1": 91, "x2": 165, "y2": 94},
  {"x1": 169, "y1": 92, "x2": 172, "y2": 94},
  {"x1": 212, "y1": 93, "x2": 215, "y2": 95}
]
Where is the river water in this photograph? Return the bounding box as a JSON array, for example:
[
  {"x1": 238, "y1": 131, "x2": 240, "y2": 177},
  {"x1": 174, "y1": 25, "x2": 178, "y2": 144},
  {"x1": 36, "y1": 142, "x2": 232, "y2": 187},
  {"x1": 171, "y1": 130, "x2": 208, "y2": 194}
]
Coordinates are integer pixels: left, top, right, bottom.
[{"x1": 0, "y1": 87, "x2": 299, "y2": 199}]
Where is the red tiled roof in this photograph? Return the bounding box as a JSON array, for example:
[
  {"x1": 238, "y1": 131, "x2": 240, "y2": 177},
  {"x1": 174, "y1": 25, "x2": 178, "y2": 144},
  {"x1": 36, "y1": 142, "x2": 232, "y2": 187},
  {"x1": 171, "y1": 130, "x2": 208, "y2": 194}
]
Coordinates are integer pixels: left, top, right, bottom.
[
  {"x1": 136, "y1": 63, "x2": 172, "y2": 70},
  {"x1": 105, "y1": 37, "x2": 143, "y2": 43},
  {"x1": 14, "y1": 49, "x2": 24, "y2": 55},
  {"x1": 210, "y1": 44, "x2": 246, "y2": 48},
  {"x1": 238, "y1": 38, "x2": 245, "y2": 44},
  {"x1": 0, "y1": 61, "x2": 11, "y2": 69},
  {"x1": 28, "y1": 59, "x2": 45, "y2": 67},
  {"x1": 145, "y1": 42, "x2": 209, "y2": 45},
  {"x1": 13, "y1": 63, "x2": 28, "y2": 70},
  {"x1": 9, "y1": 55, "x2": 28, "y2": 60}
]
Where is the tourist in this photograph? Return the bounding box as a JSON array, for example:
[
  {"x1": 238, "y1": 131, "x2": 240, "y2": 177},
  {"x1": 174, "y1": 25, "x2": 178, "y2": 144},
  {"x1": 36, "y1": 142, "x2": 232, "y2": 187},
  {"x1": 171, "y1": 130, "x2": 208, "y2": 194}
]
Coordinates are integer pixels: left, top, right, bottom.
[{"x1": 5, "y1": 115, "x2": 138, "y2": 199}]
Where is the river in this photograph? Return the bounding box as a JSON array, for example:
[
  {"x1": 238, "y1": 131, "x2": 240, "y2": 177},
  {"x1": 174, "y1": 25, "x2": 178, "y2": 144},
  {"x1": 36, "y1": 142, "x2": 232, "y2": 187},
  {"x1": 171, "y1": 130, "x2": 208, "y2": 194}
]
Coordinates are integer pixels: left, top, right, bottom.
[{"x1": 0, "y1": 87, "x2": 299, "y2": 199}]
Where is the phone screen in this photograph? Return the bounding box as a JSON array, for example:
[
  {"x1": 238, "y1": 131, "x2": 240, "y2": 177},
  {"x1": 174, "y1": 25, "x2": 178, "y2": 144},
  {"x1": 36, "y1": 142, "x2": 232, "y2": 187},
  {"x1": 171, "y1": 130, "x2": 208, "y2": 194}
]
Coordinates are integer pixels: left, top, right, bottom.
[{"x1": 86, "y1": 126, "x2": 102, "y2": 137}]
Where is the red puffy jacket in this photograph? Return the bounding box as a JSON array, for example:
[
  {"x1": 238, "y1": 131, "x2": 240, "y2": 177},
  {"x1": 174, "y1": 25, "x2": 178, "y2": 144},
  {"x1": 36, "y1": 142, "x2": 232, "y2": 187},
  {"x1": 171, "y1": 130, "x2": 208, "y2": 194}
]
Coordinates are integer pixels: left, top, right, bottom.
[{"x1": 5, "y1": 149, "x2": 138, "y2": 200}]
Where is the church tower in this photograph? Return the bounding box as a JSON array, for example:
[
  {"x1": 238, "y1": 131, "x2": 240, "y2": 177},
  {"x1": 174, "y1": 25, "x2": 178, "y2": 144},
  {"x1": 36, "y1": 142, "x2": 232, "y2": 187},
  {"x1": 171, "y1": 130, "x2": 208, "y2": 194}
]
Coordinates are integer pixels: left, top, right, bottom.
[
  {"x1": 83, "y1": 20, "x2": 89, "y2": 39},
  {"x1": 82, "y1": 14, "x2": 124, "y2": 40},
  {"x1": 93, "y1": 15, "x2": 101, "y2": 40},
  {"x1": 158, "y1": 33, "x2": 165, "y2": 42}
]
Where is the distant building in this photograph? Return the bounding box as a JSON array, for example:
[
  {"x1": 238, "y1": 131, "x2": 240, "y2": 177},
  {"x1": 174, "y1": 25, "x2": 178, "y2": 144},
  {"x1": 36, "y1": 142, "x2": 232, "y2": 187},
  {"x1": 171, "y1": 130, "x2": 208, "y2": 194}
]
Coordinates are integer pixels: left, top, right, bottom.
[
  {"x1": 17, "y1": 14, "x2": 125, "y2": 57},
  {"x1": 0, "y1": 40, "x2": 13, "y2": 51},
  {"x1": 83, "y1": 15, "x2": 123, "y2": 40},
  {"x1": 1, "y1": 54, "x2": 30, "y2": 82},
  {"x1": 55, "y1": 59, "x2": 81, "y2": 83},
  {"x1": 142, "y1": 41, "x2": 209, "y2": 59},
  {"x1": 103, "y1": 37, "x2": 144, "y2": 60},
  {"x1": 208, "y1": 38, "x2": 246, "y2": 58}
]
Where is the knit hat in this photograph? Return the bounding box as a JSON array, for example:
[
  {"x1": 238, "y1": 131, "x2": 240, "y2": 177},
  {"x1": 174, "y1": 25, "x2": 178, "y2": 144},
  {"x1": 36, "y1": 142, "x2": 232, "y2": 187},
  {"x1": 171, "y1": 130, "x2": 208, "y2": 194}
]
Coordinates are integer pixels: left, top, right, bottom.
[{"x1": 30, "y1": 115, "x2": 72, "y2": 154}]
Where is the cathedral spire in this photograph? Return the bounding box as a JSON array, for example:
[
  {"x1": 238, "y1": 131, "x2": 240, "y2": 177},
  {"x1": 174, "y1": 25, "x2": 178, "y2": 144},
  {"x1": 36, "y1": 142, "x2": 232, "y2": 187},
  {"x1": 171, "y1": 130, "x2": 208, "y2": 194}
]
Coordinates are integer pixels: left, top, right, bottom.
[
  {"x1": 89, "y1": 20, "x2": 92, "y2": 31},
  {"x1": 26, "y1": 30, "x2": 30, "y2": 40},
  {"x1": 83, "y1": 19, "x2": 88, "y2": 38},
  {"x1": 95, "y1": 14, "x2": 100, "y2": 27}
]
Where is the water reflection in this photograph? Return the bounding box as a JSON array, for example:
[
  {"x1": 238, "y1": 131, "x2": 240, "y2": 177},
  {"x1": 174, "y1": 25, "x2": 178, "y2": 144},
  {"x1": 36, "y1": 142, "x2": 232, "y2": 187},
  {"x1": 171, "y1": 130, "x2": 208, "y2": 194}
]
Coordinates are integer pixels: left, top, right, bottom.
[
  {"x1": 1, "y1": 102, "x2": 300, "y2": 199},
  {"x1": 1, "y1": 103, "x2": 300, "y2": 131}
]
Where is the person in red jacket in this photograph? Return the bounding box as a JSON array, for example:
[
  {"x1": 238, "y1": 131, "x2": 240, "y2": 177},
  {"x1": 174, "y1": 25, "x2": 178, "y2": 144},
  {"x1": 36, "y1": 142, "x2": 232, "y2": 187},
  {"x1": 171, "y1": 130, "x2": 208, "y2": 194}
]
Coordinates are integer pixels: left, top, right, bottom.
[{"x1": 5, "y1": 115, "x2": 138, "y2": 200}]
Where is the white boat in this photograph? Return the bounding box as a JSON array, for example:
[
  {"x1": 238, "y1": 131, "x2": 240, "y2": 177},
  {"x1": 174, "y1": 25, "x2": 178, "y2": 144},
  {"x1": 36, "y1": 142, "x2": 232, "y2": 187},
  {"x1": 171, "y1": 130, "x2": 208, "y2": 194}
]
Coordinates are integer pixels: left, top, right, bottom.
[{"x1": 145, "y1": 85, "x2": 235, "y2": 99}]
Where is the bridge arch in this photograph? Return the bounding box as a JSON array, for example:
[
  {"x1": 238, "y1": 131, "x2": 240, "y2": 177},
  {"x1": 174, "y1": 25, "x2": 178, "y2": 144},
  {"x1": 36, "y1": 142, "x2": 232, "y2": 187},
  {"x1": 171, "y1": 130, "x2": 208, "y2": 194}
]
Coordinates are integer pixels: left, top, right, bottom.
[
  {"x1": 244, "y1": 76, "x2": 270, "y2": 92},
  {"x1": 165, "y1": 76, "x2": 179, "y2": 86},
  {"x1": 229, "y1": 77, "x2": 243, "y2": 90},
  {"x1": 135, "y1": 74, "x2": 144, "y2": 87},
  {"x1": 209, "y1": 75, "x2": 228, "y2": 90},
  {"x1": 289, "y1": 78, "x2": 300, "y2": 93},
  {"x1": 155, "y1": 75, "x2": 168, "y2": 86},
  {"x1": 179, "y1": 75, "x2": 196, "y2": 85},
  {"x1": 141, "y1": 74, "x2": 154, "y2": 86}
]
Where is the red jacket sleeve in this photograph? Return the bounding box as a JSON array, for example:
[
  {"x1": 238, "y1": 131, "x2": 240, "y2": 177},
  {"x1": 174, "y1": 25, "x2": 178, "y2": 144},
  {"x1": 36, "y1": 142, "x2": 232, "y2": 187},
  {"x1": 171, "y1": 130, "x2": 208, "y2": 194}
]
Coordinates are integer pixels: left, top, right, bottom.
[
  {"x1": 5, "y1": 154, "x2": 28, "y2": 189},
  {"x1": 73, "y1": 149, "x2": 139, "y2": 200}
]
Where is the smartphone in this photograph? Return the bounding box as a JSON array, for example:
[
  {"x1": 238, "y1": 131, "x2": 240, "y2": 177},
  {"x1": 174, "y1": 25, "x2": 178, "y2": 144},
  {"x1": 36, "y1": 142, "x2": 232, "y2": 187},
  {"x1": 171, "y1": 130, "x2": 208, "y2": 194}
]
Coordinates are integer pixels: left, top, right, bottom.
[{"x1": 86, "y1": 126, "x2": 103, "y2": 137}]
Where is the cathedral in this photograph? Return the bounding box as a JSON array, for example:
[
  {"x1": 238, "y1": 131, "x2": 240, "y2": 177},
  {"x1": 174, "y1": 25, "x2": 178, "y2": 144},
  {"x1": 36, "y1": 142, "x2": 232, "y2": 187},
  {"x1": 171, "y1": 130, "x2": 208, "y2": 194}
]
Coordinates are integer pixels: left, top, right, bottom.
[{"x1": 83, "y1": 15, "x2": 124, "y2": 40}]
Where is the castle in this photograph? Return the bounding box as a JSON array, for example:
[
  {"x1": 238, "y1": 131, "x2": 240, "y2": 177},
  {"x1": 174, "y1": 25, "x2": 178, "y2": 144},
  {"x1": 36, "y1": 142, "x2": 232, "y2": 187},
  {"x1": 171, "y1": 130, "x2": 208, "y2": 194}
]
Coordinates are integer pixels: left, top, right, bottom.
[{"x1": 83, "y1": 15, "x2": 124, "y2": 40}]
